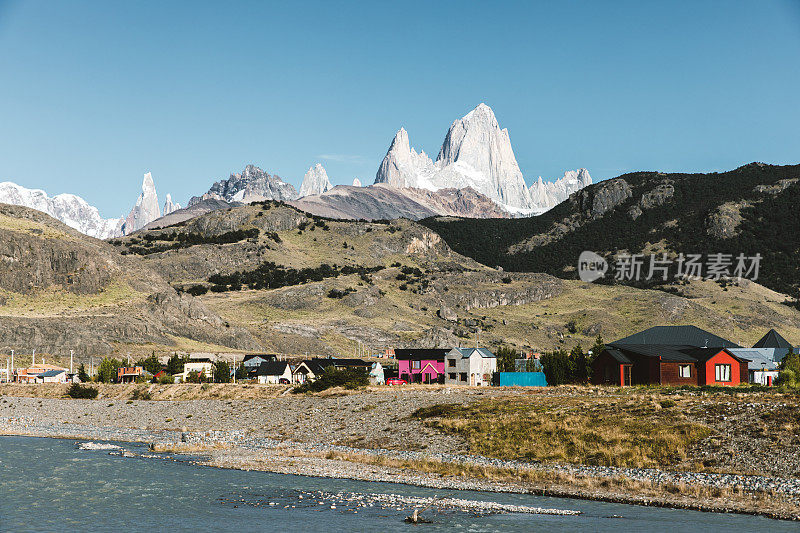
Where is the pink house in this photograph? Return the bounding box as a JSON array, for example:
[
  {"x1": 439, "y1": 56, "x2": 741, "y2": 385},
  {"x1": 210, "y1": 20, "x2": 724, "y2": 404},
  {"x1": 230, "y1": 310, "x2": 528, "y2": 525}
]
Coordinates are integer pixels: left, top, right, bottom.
[{"x1": 395, "y1": 349, "x2": 448, "y2": 384}]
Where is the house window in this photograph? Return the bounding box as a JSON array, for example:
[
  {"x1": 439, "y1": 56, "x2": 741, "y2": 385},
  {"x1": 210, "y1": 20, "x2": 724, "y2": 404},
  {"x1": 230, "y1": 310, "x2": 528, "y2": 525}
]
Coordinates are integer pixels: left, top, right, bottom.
[
  {"x1": 448, "y1": 359, "x2": 456, "y2": 367},
  {"x1": 459, "y1": 372, "x2": 467, "y2": 382},
  {"x1": 448, "y1": 373, "x2": 456, "y2": 380},
  {"x1": 678, "y1": 364, "x2": 691, "y2": 378},
  {"x1": 715, "y1": 364, "x2": 731, "y2": 382},
  {"x1": 412, "y1": 360, "x2": 420, "y2": 370}
]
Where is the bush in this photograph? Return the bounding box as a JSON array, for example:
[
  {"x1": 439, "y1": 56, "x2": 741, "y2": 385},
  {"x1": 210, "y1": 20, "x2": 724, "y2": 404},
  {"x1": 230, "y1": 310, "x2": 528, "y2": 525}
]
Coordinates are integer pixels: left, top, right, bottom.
[
  {"x1": 67, "y1": 383, "x2": 98, "y2": 399},
  {"x1": 130, "y1": 388, "x2": 152, "y2": 401},
  {"x1": 292, "y1": 367, "x2": 369, "y2": 393},
  {"x1": 157, "y1": 373, "x2": 174, "y2": 385}
]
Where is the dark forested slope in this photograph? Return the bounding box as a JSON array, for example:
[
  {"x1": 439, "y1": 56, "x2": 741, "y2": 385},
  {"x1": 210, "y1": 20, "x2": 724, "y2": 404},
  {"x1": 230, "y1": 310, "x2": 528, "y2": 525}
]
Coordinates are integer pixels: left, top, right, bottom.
[{"x1": 421, "y1": 163, "x2": 800, "y2": 297}]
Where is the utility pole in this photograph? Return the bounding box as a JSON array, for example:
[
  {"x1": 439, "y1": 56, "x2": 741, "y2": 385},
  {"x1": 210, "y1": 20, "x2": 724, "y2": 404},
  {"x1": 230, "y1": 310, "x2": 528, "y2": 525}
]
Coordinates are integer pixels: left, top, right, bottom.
[
  {"x1": 70, "y1": 350, "x2": 74, "y2": 374},
  {"x1": 10, "y1": 350, "x2": 14, "y2": 380},
  {"x1": 32, "y1": 349, "x2": 35, "y2": 367}
]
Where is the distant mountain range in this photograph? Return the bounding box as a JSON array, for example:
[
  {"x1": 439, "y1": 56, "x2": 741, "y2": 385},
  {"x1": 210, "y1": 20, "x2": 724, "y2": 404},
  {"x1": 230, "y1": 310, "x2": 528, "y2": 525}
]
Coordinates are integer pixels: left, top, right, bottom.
[{"x1": 0, "y1": 103, "x2": 592, "y2": 236}]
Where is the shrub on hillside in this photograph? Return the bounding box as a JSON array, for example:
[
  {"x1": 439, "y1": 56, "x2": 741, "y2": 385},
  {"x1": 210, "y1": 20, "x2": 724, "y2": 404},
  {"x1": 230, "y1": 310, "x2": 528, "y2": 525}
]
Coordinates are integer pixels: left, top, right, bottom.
[
  {"x1": 292, "y1": 367, "x2": 369, "y2": 393},
  {"x1": 67, "y1": 383, "x2": 99, "y2": 399}
]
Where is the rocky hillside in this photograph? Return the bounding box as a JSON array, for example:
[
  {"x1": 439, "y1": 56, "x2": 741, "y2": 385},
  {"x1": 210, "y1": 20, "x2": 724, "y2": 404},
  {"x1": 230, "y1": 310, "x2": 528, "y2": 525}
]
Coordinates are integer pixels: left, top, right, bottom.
[
  {"x1": 110, "y1": 200, "x2": 800, "y2": 356},
  {"x1": 422, "y1": 163, "x2": 800, "y2": 298},
  {"x1": 0, "y1": 204, "x2": 258, "y2": 359},
  {"x1": 289, "y1": 184, "x2": 509, "y2": 221}
]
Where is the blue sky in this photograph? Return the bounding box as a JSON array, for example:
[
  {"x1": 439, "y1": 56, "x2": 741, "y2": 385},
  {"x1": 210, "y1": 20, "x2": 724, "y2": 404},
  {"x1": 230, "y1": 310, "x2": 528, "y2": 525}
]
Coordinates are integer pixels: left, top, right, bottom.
[{"x1": 0, "y1": 1, "x2": 799, "y2": 218}]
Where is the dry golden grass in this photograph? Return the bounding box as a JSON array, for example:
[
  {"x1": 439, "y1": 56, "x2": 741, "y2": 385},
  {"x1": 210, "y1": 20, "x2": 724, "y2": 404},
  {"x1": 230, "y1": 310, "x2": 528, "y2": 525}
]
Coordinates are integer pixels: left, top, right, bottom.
[{"x1": 410, "y1": 395, "x2": 713, "y2": 469}]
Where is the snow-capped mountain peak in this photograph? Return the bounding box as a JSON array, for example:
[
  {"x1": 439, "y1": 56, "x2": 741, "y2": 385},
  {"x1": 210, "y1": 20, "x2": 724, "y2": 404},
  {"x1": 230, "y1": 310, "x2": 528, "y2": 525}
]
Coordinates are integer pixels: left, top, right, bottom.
[
  {"x1": 121, "y1": 172, "x2": 161, "y2": 235},
  {"x1": 299, "y1": 163, "x2": 333, "y2": 197},
  {"x1": 0, "y1": 181, "x2": 122, "y2": 239},
  {"x1": 373, "y1": 103, "x2": 591, "y2": 215},
  {"x1": 163, "y1": 193, "x2": 181, "y2": 215}
]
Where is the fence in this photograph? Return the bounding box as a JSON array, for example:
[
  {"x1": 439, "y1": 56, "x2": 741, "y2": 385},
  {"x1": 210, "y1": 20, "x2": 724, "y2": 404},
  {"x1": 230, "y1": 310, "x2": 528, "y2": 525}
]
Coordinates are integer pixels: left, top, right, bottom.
[{"x1": 493, "y1": 372, "x2": 548, "y2": 387}]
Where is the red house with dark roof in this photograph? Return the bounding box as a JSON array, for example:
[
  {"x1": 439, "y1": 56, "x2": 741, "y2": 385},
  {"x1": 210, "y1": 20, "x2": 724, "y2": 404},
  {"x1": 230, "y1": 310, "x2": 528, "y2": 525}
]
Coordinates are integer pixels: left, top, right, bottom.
[{"x1": 592, "y1": 326, "x2": 748, "y2": 386}]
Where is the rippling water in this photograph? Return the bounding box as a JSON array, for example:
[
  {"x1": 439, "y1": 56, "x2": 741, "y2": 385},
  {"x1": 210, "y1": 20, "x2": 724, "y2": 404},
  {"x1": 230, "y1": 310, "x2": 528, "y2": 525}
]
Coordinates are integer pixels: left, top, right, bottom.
[{"x1": 0, "y1": 435, "x2": 789, "y2": 532}]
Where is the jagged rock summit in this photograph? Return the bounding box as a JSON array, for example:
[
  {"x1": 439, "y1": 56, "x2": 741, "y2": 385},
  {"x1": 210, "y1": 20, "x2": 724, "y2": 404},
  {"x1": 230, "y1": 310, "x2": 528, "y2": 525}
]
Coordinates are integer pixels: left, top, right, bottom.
[
  {"x1": 529, "y1": 168, "x2": 593, "y2": 213},
  {"x1": 374, "y1": 103, "x2": 591, "y2": 214},
  {"x1": 299, "y1": 163, "x2": 333, "y2": 197},
  {"x1": 121, "y1": 172, "x2": 161, "y2": 235},
  {"x1": 189, "y1": 164, "x2": 299, "y2": 206},
  {"x1": 0, "y1": 181, "x2": 122, "y2": 239},
  {"x1": 163, "y1": 193, "x2": 181, "y2": 215}
]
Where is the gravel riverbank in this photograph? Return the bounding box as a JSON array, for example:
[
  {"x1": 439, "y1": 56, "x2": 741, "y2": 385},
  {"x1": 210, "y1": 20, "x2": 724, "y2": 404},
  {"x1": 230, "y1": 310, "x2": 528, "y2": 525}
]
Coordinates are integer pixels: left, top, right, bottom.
[{"x1": 1, "y1": 385, "x2": 798, "y2": 520}]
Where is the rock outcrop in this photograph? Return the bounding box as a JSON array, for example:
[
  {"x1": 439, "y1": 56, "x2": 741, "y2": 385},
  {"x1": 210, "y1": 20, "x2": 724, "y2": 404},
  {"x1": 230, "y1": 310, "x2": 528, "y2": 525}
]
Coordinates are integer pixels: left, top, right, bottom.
[
  {"x1": 528, "y1": 169, "x2": 593, "y2": 212},
  {"x1": 374, "y1": 104, "x2": 592, "y2": 215},
  {"x1": 121, "y1": 172, "x2": 161, "y2": 235},
  {"x1": 163, "y1": 193, "x2": 181, "y2": 215},
  {"x1": 189, "y1": 164, "x2": 298, "y2": 206},
  {"x1": 0, "y1": 181, "x2": 122, "y2": 239},
  {"x1": 299, "y1": 164, "x2": 333, "y2": 198}
]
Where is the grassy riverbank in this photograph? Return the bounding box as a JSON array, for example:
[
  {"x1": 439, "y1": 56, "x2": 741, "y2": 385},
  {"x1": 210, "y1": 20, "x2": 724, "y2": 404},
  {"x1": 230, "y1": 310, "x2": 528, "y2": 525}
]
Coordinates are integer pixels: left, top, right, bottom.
[{"x1": 1, "y1": 383, "x2": 799, "y2": 519}]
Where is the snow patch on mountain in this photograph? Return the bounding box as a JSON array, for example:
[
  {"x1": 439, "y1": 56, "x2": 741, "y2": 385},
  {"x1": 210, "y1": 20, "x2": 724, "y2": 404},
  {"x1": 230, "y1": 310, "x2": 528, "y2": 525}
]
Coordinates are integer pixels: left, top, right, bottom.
[
  {"x1": 0, "y1": 181, "x2": 123, "y2": 239},
  {"x1": 299, "y1": 163, "x2": 333, "y2": 197},
  {"x1": 352, "y1": 178, "x2": 362, "y2": 187}
]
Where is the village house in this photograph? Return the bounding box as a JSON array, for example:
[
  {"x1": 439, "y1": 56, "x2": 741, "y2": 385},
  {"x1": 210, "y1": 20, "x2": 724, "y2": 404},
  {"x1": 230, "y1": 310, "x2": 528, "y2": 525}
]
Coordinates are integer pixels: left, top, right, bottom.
[
  {"x1": 40, "y1": 369, "x2": 68, "y2": 383},
  {"x1": 242, "y1": 353, "x2": 277, "y2": 371},
  {"x1": 592, "y1": 326, "x2": 749, "y2": 386},
  {"x1": 444, "y1": 347, "x2": 497, "y2": 386},
  {"x1": 253, "y1": 361, "x2": 292, "y2": 384},
  {"x1": 116, "y1": 366, "x2": 144, "y2": 383},
  {"x1": 14, "y1": 364, "x2": 68, "y2": 384},
  {"x1": 395, "y1": 349, "x2": 448, "y2": 384},
  {"x1": 180, "y1": 356, "x2": 214, "y2": 382},
  {"x1": 291, "y1": 358, "x2": 370, "y2": 383}
]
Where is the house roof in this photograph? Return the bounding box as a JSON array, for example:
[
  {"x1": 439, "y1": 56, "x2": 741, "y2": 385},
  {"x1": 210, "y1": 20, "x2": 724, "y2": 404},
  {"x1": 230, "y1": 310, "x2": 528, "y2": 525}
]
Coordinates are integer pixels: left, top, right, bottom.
[
  {"x1": 609, "y1": 344, "x2": 699, "y2": 362},
  {"x1": 296, "y1": 358, "x2": 370, "y2": 374},
  {"x1": 394, "y1": 349, "x2": 449, "y2": 361},
  {"x1": 448, "y1": 347, "x2": 496, "y2": 359},
  {"x1": 680, "y1": 347, "x2": 747, "y2": 363},
  {"x1": 612, "y1": 325, "x2": 740, "y2": 348},
  {"x1": 753, "y1": 329, "x2": 793, "y2": 349},
  {"x1": 40, "y1": 369, "x2": 65, "y2": 377},
  {"x1": 727, "y1": 348, "x2": 780, "y2": 371},
  {"x1": 606, "y1": 348, "x2": 631, "y2": 364},
  {"x1": 254, "y1": 361, "x2": 290, "y2": 376},
  {"x1": 243, "y1": 354, "x2": 277, "y2": 362}
]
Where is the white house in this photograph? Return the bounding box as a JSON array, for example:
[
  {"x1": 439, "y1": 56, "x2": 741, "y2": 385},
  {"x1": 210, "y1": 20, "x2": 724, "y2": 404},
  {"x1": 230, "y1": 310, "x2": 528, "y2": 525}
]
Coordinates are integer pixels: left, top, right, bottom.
[
  {"x1": 180, "y1": 357, "x2": 213, "y2": 382},
  {"x1": 444, "y1": 347, "x2": 497, "y2": 386},
  {"x1": 254, "y1": 362, "x2": 292, "y2": 384},
  {"x1": 40, "y1": 369, "x2": 68, "y2": 383}
]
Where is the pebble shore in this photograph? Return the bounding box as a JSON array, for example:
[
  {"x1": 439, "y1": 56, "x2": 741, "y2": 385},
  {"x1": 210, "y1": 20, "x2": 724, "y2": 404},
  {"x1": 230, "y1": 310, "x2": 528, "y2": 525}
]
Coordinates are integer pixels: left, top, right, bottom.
[{"x1": 1, "y1": 388, "x2": 799, "y2": 520}]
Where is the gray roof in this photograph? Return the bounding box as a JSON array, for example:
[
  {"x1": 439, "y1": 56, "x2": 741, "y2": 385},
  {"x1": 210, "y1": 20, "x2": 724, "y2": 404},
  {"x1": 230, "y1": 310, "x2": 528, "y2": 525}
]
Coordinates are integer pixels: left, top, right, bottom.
[
  {"x1": 753, "y1": 329, "x2": 793, "y2": 349},
  {"x1": 727, "y1": 348, "x2": 780, "y2": 371},
  {"x1": 40, "y1": 370, "x2": 65, "y2": 377},
  {"x1": 449, "y1": 347, "x2": 496, "y2": 359},
  {"x1": 612, "y1": 325, "x2": 740, "y2": 348}
]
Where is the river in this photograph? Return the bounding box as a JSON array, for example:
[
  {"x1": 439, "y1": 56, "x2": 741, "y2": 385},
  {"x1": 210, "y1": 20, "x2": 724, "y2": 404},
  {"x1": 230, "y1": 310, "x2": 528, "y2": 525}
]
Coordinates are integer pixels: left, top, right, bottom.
[{"x1": 0, "y1": 435, "x2": 792, "y2": 532}]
